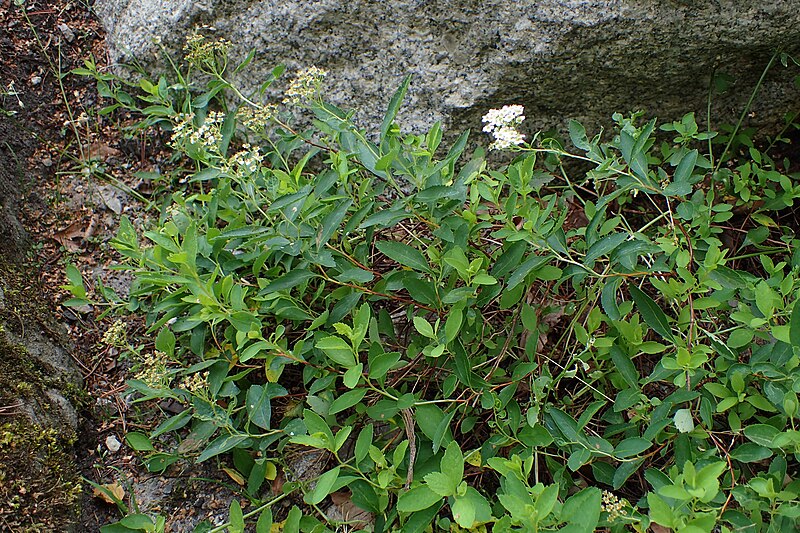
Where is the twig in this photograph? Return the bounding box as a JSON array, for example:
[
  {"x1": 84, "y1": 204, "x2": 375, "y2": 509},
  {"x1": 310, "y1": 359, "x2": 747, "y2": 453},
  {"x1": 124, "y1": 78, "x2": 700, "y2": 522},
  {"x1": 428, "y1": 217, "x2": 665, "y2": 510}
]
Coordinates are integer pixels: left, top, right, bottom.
[{"x1": 401, "y1": 408, "x2": 416, "y2": 489}]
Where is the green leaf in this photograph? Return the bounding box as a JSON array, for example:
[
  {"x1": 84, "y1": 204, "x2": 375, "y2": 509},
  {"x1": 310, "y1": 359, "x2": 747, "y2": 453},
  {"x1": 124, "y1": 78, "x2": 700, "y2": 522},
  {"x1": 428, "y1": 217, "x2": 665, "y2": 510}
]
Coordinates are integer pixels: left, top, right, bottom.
[
  {"x1": 790, "y1": 301, "x2": 800, "y2": 348},
  {"x1": 65, "y1": 263, "x2": 84, "y2": 289},
  {"x1": 316, "y1": 336, "x2": 357, "y2": 367},
  {"x1": 381, "y1": 74, "x2": 412, "y2": 145},
  {"x1": 561, "y1": 488, "x2": 601, "y2": 533},
  {"x1": 376, "y1": 240, "x2": 431, "y2": 272},
  {"x1": 491, "y1": 241, "x2": 527, "y2": 278},
  {"x1": 255, "y1": 508, "x2": 273, "y2": 533},
  {"x1": 283, "y1": 506, "x2": 301, "y2": 533},
  {"x1": 743, "y1": 424, "x2": 780, "y2": 447},
  {"x1": 601, "y1": 277, "x2": 622, "y2": 321},
  {"x1": 198, "y1": 434, "x2": 250, "y2": 463},
  {"x1": 125, "y1": 432, "x2": 155, "y2": 452},
  {"x1": 424, "y1": 472, "x2": 456, "y2": 497},
  {"x1": 673, "y1": 409, "x2": 695, "y2": 433},
  {"x1": 305, "y1": 466, "x2": 341, "y2": 505},
  {"x1": 629, "y1": 285, "x2": 675, "y2": 342},
  {"x1": 584, "y1": 233, "x2": 628, "y2": 267},
  {"x1": 506, "y1": 254, "x2": 549, "y2": 291},
  {"x1": 375, "y1": 148, "x2": 398, "y2": 171},
  {"x1": 432, "y1": 409, "x2": 457, "y2": 454},
  {"x1": 155, "y1": 327, "x2": 176, "y2": 357},
  {"x1": 233, "y1": 48, "x2": 256, "y2": 74},
  {"x1": 610, "y1": 346, "x2": 640, "y2": 390},
  {"x1": 260, "y1": 269, "x2": 315, "y2": 294},
  {"x1": 335, "y1": 267, "x2": 374, "y2": 284},
  {"x1": 246, "y1": 385, "x2": 272, "y2": 430},
  {"x1": 397, "y1": 485, "x2": 442, "y2": 513},
  {"x1": 535, "y1": 484, "x2": 560, "y2": 519},
  {"x1": 647, "y1": 492, "x2": 674, "y2": 528},
  {"x1": 451, "y1": 487, "x2": 492, "y2": 528},
  {"x1": 403, "y1": 504, "x2": 443, "y2": 533},
  {"x1": 118, "y1": 514, "x2": 155, "y2": 530},
  {"x1": 444, "y1": 308, "x2": 463, "y2": 343},
  {"x1": 329, "y1": 388, "x2": 367, "y2": 414},
  {"x1": 613, "y1": 458, "x2": 644, "y2": 490},
  {"x1": 354, "y1": 424, "x2": 373, "y2": 463},
  {"x1": 359, "y1": 208, "x2": 410, "y2": 229},
  {"x1": 317, "y1": 199, "x2": 352, "y2": 249},
  {"x1": 755, "y1": 280, "x2": 775, "y2": 318},
  {"x1": 403, "y1": 277, "x2": 439, "y2": 306},
  {"x1": 343, "y1": 363, "x2": 363, "y2": 388},
  {"x1": 413, "y1": 316, "x2": 435, "y2": 338},
  {"x1": 675, "y1": 149, "x2": 698, "y2": 181},
  {"x1": 569, "y1": 119, "x2": 591, "y2": 151},
  {"x1": 368, "y1": 351, "x2": 402, "y2": 379},
  {"x1": 228, "y1": 499, "x2": 244, "y2": 533},
  {"x1": 151, "y1": 410, "x2": 193, "y2": 438},
  {"x1": 544, "y1": 407, "x2": 584, "y2": 444},
  {"x1": 441, "y1": 440, "x2": 464, "y2": 488},
  {"x1": 303, "y1": 409, "x2": 334, "y2": 445},
  {"x1": 240, "y1": 341, "x2": 269, "y2": 363},
  {"x1": 730, "y1": 443, "x2": 772, "y2": 463},
  {"x1": 613, "y1": 437, "x2": 651, "y2": 458},
  {"x1": 472, "y1": 272, "x2": 497, "y2": 285}
]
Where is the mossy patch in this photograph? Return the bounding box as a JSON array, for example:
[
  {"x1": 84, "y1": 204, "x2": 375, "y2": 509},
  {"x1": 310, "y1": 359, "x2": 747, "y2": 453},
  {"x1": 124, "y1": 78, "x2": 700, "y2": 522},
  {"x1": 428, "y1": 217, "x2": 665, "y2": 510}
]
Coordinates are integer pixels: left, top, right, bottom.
[
  {"x1": 0, "y1": 420, "x2": 81, "y2": 532},
  {"x1": 0, "y1": 257, "x2": 83, "y2": 531}
]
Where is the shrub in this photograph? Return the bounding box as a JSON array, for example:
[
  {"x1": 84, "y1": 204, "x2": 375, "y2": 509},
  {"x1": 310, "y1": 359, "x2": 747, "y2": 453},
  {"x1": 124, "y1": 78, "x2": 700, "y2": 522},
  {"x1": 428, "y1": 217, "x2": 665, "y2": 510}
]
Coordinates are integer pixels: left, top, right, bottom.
[{"x1": 71, "y1": 34, "x2": 800, "y2": 532}]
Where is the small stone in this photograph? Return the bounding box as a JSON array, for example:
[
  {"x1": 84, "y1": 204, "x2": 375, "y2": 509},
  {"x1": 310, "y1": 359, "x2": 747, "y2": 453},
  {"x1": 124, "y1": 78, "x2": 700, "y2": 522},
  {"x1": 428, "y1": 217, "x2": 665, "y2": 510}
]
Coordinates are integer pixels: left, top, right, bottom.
[
  {"x1": 70, "y1": 303, "x2": 93, "y2": 314},
  {"x1": 98, "y1": 185, "x2": 123, "y2": 214},
  {"x1": 58, "y1": 23, "x2": 75, "y2": 43},
  {"x1": 42, "y1": 156, "x2": 52, "y2": 167},
  {"x1": 30, "y1": 75, "x2": 42, "y2": 86},
  {"x1": 105, "y1": 435, "x2": 122, "y2": 453}
]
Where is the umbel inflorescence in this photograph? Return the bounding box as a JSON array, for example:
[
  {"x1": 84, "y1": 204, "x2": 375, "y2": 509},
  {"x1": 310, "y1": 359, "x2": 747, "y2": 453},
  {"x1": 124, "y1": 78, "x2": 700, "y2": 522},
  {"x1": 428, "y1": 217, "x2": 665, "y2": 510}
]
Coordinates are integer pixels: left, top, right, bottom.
[{"x1": 482, "y1": 104, "x2": 526, "y2": 150}]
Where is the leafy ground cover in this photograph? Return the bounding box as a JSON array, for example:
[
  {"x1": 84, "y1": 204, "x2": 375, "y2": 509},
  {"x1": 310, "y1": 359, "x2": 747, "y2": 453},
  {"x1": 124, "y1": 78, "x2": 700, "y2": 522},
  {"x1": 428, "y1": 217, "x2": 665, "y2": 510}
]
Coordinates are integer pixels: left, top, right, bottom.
[{"x1": 65, "y1": 28, "x2": 800, "y2": 533}]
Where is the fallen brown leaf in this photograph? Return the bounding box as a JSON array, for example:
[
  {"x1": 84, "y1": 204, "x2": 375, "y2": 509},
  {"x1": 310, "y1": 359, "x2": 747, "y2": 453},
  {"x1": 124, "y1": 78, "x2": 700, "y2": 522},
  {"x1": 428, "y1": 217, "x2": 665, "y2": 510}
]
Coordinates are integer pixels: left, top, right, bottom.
[
  {"x1": 222, "y1": 467, "x2": 246, "y2": 486},
  {"x1": 92, "y1": 482, "x2": 125, "y2": 504},
  {"x1": 54, "y1": 220, "x2": 85, "y2": 252},
  {"x1": 88, "y1": 141, "x2": 122, "y2": 161},
  {"x1": 329, "y1": 490, "x2": 374, "y2": 530}
]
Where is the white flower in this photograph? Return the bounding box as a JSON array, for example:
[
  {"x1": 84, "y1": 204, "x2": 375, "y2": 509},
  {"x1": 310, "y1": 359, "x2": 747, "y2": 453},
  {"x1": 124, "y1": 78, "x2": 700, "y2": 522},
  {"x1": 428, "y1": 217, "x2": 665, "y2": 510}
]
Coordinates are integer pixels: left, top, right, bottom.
[
  {"x1": 489, "y1": 125, "x2": 526, "y2": 150},
  {"x1": 482, "y1": 105, "x2": 525, "y2": 133},
  {"x1": 226, "y1": 145, "x2": 264, "y2": 174},
  {"x1": 482, "y1": 105, "x2": 526, "y2": 150},
  {"x1": 283, "y1": 66, "x2": 327, "y2": 105},
  {"x1": 186, "y1": 111, "x2": 225, "y2": 149}
]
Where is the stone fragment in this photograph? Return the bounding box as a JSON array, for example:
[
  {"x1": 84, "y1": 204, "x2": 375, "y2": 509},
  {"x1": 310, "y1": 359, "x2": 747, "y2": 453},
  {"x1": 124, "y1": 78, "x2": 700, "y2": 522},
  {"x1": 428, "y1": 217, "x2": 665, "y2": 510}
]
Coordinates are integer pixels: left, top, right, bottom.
[
  {"x1": 105, "y1": 434, "x2": 122, "y2": 453},
  {"x1": 58, "y1": 22, "x2": 75, "y2": 43}
]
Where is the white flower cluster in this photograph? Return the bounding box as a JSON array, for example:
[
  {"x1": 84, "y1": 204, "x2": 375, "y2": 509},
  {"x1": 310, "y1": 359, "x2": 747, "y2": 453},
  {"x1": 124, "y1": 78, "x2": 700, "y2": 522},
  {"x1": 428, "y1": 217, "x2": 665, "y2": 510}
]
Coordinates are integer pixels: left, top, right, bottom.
[
  {"x1": 183, "y1": 26, "x2": 231, "y2": 71},
  {"x1": 226, "y1": 143, "x2": 265, "y2": 174},
  {"x1": 189, "y1": 111, "x2": 225, "y2": 148},
  {"x1": 169, "y1": 113, "x2": 196, "y2": 146},
  {"x1": 180, "y1": 371, "x2": 209, "y2": 395},
  {"x1": 101, "y1": 319, "x2": 128, "y2": 347},
  {"x1": 135, "y1": 350, "x2": 171, "y2": 389},
  {"x1": 601, "y1": 490, "x2": 628, "y2": 522},
  {"x1": 283, "y1": 66, "x2": 327, "y2": 105},
  {"x1": 237, "y1": 104, "x2": 278, "y2": 132},
  {"x1": 482, "y1": 104, "x2": 526, "y2": 150}
]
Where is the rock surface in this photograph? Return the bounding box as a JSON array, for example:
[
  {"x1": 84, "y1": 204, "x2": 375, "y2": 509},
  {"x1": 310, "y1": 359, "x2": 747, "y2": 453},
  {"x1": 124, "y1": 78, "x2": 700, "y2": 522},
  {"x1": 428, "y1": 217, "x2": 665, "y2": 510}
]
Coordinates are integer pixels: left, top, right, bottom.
[
  {"x1": 95, "y1": 0, "x2": 800, "y2": 137},
  {"x1": 0, "y1": 88, "x2": 83, "y2": 533}
]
